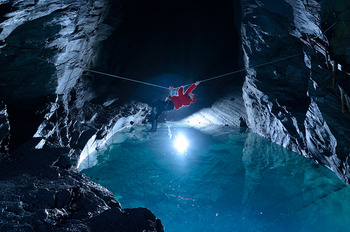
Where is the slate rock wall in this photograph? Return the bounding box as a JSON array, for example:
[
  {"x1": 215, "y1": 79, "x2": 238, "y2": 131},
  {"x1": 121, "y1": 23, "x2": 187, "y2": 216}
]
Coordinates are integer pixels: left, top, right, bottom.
[{"x1": 241, "y1": 0, "x2": 350, "y2": 183}]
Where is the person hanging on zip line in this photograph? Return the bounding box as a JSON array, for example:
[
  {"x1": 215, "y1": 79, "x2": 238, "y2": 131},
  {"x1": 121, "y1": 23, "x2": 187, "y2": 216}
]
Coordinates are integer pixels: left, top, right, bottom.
[{"x1": 148, "y1": 81, "x2": 200, "y2": 132}]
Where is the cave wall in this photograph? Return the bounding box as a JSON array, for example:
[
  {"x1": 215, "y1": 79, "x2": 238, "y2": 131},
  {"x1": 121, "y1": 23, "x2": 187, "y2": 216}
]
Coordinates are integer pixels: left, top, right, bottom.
[
  {"x1": 0, "y1": 0, "x2": 116, "y2": 151},
  {"x1": 241, "y1": 0, "x2": 350, "y2": 183},
  {"x1": 0, "y1": 0, "x2": 150, "y2": 160},
  {"x1": 0, "y1": 1, "x2": 163, "y2": 231}
]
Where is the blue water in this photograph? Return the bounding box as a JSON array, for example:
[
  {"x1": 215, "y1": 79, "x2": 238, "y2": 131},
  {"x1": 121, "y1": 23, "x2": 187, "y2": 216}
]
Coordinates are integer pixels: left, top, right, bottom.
[{"x1": 81, "y1": 125, "x2": 350, "y2": 232}]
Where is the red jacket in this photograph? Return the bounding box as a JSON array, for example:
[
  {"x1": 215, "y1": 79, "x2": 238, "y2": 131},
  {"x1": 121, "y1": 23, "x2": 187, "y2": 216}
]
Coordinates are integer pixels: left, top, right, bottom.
[{"x1": 170, "y1": 84, "x2": 197, "y2": 110}]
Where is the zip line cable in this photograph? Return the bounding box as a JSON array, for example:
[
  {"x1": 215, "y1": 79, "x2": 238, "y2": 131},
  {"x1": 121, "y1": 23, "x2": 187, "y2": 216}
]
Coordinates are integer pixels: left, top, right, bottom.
[
  {"x1": 80, "y1": 13, "x2": 342, "y2": 90},
  {"x1": 79, "y1": 67, "x2": 169, "y2": 90},
  {"x1": 183, "y1": 52, "x2": 304, "y2": 87},
  {"x1": 183, "y1": 18, "x2": 341, "y2": 87},
  {"x1": 312, "y1": 6, "x2": 350, "y2": 40},
  {"x1": 313, "y1": 21, "x2": 337, "y2": 40},
  {"x1": 80, "y1": 52, "x2": 304, "y2": 90}
]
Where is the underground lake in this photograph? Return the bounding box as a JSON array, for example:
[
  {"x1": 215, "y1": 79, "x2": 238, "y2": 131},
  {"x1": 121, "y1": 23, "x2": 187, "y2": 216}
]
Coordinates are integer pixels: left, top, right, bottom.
[{"x1": 79, "y1": 124, "x2": 350, "y2": 232}]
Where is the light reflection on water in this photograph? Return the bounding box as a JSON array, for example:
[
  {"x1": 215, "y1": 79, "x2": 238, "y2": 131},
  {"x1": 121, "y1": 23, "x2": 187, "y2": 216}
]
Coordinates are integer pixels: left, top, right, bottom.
[{"x1": 82, "y1": 125, "x2": 350, "y2": 232}]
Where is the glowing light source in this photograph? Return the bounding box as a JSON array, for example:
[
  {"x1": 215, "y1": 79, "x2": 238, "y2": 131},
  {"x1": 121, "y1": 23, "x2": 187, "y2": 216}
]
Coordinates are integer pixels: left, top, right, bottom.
[{"x1": 173, "y1": 134, "x2": 189, "y2": 154}]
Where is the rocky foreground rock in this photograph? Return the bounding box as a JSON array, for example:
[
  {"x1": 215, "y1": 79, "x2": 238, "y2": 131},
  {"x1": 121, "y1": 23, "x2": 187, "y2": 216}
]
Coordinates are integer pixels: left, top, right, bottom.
[{"x1": 0, "y1": 141, "x2": 163, "y2": 232}]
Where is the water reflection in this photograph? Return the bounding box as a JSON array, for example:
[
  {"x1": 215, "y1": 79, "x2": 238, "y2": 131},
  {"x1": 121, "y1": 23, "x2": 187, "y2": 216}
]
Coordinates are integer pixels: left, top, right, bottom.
[{"x1": 82, "y1": 124, "x2": 350, "y2": 232}]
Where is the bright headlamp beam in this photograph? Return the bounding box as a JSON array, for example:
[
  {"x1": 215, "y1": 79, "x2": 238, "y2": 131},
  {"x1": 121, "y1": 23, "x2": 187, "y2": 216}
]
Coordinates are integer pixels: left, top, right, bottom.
[{"x1": 173, "y1": 134, "x2": 189, "y2": 154}]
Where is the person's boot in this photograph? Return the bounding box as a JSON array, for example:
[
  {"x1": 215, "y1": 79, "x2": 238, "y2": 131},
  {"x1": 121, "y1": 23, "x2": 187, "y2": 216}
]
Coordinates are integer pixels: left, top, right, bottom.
[{"x1": 148, "y1": 119, "x2": 157, "y2": 132}]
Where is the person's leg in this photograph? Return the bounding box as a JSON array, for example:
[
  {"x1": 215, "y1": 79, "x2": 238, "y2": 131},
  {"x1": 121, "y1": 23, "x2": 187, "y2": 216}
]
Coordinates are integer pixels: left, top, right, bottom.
[
  {"x1": 163, "y1": 99, "x2": 174, "y2": 112},
  {"x1": 148, "y1": 99, "x2": 162, "y2": 132},
  {"x1": 148, "y1": 114, "x2": 157, "y2": 132},
  {"x1": 148, "y1": 99, "x2": 174, "y2": 132},
  {"x1": 149, "y1": 119, "x2": 157, "y2": 132}
]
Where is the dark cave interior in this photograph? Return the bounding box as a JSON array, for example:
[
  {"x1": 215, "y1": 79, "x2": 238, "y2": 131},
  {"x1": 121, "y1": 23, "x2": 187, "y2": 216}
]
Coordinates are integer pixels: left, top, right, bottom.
[{"x1": 88, "y1": 0, "x2": 243, "y2": 111}]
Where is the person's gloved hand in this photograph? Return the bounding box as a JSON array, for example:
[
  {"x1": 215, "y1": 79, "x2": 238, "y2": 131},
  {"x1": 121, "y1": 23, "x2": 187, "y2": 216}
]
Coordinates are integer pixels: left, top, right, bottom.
[
  {"x1": 195, "y1": 81, "x2": 200, "y2": 85},
  {"x1": 169, "y1": 86, "x2": 177, "y2": 96}
]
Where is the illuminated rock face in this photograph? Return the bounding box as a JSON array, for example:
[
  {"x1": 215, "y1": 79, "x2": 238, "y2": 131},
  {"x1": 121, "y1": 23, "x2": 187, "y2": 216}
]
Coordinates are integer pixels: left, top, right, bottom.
[
  {"x1": 0, "y1": 0, "x2": 114, "y2": 150},
  {"x1": 0, "y1": 1, "x2": 163, "y2": 231},
  {"x1": 241, "y1": 0, "x2": 350, "y2": 183}
]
